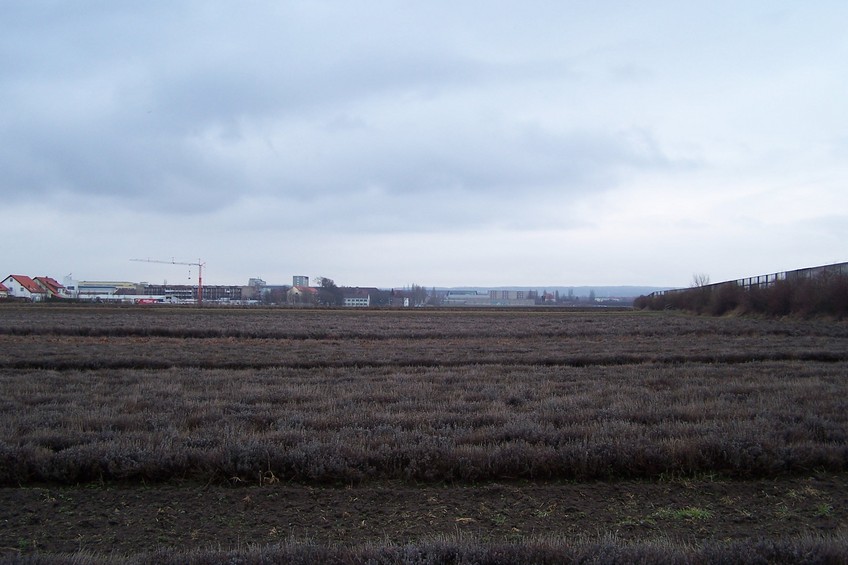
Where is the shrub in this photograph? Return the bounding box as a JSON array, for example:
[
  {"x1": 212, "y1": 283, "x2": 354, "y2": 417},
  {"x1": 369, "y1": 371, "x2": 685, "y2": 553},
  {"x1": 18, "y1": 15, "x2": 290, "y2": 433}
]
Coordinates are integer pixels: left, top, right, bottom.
[{"x1": 637, "y1": 274, "x2": 848, "y2": 318}]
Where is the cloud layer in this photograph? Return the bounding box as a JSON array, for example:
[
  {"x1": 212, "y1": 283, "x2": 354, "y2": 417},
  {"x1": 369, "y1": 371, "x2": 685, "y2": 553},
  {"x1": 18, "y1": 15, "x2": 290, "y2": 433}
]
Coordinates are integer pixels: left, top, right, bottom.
[{"x1": 2, "y1": 1, "x2": 846, "y2": 287}]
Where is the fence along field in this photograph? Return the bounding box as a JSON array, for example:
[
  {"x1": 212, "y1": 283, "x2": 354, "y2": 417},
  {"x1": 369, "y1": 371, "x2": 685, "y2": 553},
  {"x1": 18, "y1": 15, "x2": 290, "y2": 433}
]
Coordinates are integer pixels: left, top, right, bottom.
[{"x1": 1, "y1": 306, "x2": 847, "y2": 485}]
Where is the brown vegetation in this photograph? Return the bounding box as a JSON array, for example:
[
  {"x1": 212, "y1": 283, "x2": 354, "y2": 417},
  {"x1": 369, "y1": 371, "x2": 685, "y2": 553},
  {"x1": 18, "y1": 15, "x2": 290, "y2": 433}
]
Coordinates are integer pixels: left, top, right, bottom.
[
  {"x1": 4, "y1": 533, "x2": 848, "y2": 564},
  {"x1": 2, "y1": 360, "x2": 848, "y2": 485},
  {"x1": 1, "y1": 305, "x2": 847, "y2": 561},
  {"x1": 635, "y1": 273, "x2": 848, "y2": 318}
]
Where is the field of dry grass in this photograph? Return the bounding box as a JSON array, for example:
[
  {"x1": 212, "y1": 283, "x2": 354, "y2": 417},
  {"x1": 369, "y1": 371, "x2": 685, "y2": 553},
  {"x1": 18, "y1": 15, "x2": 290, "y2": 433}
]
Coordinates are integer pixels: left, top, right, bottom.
[
  {"x1": 1, "y1": 305, "x2": 847, "y2": 562},
  {"x1": 3, "y1": 360, "x2": 848, "y2": 485}
]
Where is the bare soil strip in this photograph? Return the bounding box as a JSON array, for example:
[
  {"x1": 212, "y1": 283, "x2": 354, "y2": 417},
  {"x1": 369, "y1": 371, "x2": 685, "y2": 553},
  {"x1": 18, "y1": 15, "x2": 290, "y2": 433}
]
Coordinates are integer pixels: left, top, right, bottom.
[{"x1": 2, "y1": 475, "x2": 847, "y2": 557}]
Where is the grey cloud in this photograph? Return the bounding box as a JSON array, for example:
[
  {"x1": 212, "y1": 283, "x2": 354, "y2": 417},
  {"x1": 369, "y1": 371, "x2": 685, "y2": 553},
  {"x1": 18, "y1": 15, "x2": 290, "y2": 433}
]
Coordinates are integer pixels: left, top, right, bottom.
[
  {"x1": 0, "y1": 30, "x2": 589, "y2": 214},
  {"x1": 272, "y1": 120, "x2": 680, "y2": 196},
  {"x1": 2, "y1": 76, "x2": 682, "y2": 220},
  {"x1": 0, "y1": 1, "x2": 809, "y2": 227},
  {"x1": 143, "y1": 48, "x2": 575, "y2": 136},
  {"x1": 231, "y1": 122, "x2": 684, "y2": 235}
]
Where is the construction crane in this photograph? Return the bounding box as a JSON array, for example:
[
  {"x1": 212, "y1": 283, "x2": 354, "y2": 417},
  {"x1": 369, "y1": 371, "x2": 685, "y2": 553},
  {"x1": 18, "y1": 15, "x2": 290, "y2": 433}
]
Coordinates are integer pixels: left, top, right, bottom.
[{"x1": 130, "y1": 257, "x2": 206, "y2": 306}]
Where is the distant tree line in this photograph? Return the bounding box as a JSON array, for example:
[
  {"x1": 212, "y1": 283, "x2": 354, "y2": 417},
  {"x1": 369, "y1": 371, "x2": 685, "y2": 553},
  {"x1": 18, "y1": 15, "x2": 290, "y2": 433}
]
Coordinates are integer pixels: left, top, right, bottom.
[
  {"x1": 259, "y1": 278, "x2": 432, "y2": 307},
  {"x1": 634, "y1": 273, "x2": 848, "y2": 318}
]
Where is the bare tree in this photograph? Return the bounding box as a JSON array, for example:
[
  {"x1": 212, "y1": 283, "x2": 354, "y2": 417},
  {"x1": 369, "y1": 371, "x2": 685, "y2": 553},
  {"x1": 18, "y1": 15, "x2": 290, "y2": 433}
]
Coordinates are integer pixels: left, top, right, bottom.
[
  {"x1": 316, "y1": 276, "x2": 343, "y2": 306},
  {"x1": 692, "y1": 273, "x2": 711, "y2": 287}
]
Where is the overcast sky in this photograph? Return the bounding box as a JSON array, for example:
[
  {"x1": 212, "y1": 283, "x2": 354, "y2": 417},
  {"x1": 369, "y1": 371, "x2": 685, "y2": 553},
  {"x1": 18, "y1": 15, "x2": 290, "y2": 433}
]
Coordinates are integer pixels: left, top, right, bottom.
[{"x1": 2, "y1": 1, "x2": 846, "y2": 288}]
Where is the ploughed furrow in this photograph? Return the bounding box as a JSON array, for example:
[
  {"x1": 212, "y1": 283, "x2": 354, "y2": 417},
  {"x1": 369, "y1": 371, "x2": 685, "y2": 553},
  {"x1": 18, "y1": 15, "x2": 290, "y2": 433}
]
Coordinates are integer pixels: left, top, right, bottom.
[
  {"x1": 2, "y1": 328, "x2": 846, "y2": 370},
  {"x1": 2, "y1": 325, "x2": 847, "y2": 339},
  {"x1": 2, "y1": 350, "x2": 845, "y2": 372}
]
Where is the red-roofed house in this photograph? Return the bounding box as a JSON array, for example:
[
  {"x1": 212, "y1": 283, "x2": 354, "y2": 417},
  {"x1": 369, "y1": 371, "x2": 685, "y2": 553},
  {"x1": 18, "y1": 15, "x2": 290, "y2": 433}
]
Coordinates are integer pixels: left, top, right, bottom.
[
  {"x1": 34, "y1": 276, "x2": 68, "y2": 299},
  {"x1": 1, "y1": 275, "x2": 48, "y2": 301},
  {"x1": 287, "y1": 285, "x2": 319, "y2": 305},
  {"x1": 0, "y1": 282, "x2": 8, "y2": 299}
]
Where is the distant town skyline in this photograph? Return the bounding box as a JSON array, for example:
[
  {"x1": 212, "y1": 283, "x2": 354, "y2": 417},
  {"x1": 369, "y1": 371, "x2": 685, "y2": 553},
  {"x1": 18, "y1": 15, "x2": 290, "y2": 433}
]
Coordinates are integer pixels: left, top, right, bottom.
[{"x1": 2, "y1": 2, "x2": 846, "y2": 288}]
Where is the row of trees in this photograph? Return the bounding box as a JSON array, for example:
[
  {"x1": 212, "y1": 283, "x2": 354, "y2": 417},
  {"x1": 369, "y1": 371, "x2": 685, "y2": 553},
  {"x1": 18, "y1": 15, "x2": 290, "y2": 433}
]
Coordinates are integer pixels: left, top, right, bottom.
[
  {"x1": 261, "y1": 278, "x2": 434, "y2": 307},
  {"x1": 634, "y1": 273, "x2": 848, "y2": 318}
]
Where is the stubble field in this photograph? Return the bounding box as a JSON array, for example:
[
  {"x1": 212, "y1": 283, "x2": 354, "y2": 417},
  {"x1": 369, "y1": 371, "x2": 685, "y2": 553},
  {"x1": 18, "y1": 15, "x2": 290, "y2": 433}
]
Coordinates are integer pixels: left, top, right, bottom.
[{"x1": 1, "y1": 305, "x2": 847, "y2": 563}]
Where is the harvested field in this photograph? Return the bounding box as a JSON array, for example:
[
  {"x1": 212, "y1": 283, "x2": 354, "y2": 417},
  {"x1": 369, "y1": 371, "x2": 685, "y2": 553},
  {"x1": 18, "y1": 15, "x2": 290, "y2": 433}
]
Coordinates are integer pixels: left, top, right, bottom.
[{"x1": 1, "y1": 305, "x2": 847, "y2": 562}]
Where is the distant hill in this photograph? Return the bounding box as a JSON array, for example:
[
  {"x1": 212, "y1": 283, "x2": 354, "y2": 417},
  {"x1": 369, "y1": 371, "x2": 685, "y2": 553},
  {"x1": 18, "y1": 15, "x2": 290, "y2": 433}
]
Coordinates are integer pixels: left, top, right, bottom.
[{"x1": 439, "y1": 286, "x2": 673, "y2": 298}]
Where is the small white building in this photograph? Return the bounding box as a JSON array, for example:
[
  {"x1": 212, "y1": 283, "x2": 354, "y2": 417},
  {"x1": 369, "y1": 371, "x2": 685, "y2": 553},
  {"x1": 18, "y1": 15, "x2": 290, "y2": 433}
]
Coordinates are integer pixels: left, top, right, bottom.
[{"x1": 343, "y1": 289, "x2": 371, "y2": 307}]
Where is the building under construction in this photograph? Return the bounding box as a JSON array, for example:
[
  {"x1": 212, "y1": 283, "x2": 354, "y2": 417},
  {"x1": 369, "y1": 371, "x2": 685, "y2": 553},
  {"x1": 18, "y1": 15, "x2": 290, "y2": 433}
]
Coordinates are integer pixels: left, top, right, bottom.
[{"x1": 139, "y1": 284, "x2": 248, "y2": 303}]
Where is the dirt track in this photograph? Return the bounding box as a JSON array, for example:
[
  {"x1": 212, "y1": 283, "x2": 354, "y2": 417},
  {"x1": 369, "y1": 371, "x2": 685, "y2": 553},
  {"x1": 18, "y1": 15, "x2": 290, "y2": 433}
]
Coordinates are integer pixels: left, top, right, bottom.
[{"x1": 3, "y1": 475, "x2": 847, "y2": 556}]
